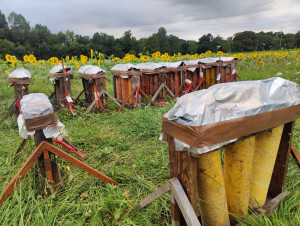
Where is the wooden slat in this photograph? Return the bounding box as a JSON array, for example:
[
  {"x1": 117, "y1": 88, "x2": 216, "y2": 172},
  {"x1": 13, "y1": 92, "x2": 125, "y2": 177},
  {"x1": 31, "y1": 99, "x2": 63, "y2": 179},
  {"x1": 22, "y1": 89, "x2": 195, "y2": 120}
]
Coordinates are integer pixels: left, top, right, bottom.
[
  {"x1": 42, "y1": 142, "x2": 118, "y2": 185},
  {"x1": 169, "y1": 178, "x2": 201, "y2": 226},
  {"x1": 137, "y1": 181, "x2": 170, "y2": 209},
  {"x1": 147, "y1": 83, "x2": 164, "y2": 107},
  {"x1": 268, "y1": 121, "x2": 295, "y2": 197}
]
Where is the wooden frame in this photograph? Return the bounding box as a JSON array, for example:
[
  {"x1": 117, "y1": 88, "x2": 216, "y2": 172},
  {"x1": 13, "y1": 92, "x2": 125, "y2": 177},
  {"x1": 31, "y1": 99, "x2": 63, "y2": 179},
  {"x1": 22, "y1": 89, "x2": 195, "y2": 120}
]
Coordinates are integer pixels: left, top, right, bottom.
[{"x1": 0, "y1": 141, "x2": 118, "y2": 207}]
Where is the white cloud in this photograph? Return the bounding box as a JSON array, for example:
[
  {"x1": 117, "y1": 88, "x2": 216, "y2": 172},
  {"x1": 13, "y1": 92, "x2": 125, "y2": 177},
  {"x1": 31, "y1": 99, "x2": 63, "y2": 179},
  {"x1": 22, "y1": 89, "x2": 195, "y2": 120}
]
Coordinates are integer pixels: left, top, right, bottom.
[{"x1": 1, "y1": 0, "x2": 299, "y2": 40}]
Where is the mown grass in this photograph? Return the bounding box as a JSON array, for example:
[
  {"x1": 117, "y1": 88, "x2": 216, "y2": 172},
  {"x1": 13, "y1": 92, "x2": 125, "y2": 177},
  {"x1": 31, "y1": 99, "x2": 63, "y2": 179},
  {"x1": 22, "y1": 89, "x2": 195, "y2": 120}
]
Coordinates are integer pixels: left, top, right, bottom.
[{"x1": 0, "y1": 57, "x2": 299, "y2": 225}]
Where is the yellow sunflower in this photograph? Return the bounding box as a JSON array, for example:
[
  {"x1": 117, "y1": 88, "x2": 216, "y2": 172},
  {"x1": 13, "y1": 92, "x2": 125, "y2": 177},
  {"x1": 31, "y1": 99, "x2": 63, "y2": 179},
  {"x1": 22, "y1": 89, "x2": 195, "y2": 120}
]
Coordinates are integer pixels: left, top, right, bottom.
[
  {"x1": 5, "y1": 54, "x2": 12, "y2": 62},
  {"x1": 23, "y1": 55, "x2": 29, "y2": 61}
]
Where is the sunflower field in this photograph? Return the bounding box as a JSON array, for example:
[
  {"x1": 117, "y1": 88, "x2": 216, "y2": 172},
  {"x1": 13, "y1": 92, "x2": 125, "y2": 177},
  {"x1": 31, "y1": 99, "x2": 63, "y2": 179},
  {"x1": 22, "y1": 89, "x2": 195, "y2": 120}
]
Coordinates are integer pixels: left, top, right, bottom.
[{"x1": 0, "y1": 49, "x2": 299, "y2": 225}]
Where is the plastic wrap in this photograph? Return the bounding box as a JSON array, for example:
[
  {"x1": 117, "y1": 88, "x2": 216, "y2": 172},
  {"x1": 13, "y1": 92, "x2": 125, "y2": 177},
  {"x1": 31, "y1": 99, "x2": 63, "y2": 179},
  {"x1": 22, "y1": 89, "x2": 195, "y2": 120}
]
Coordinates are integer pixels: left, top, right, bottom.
[
  {"x1": 135, "y1": 62, "x2": 164, "y2": 70},
  {"x1": 110, "y1": 63, "x2": 137, "y2": 71},
  {"x1": 50, "y1": 64, "x2": 72, "y2": 74},
  {"x1": 18, "y1": 93, "x2": 64, "y2": 139},
  {"x1": 164, "y1": 77, "x2": 300, "y2": 154},
  {"x1": 158, "y1": 61, "x2": 184, "y2": 68},
  {"x1": 9, "y1": 68, "x2": 31, "y2": 79},
  {"x1": 78, "y1": 65, "x2": 105, "y2": 75}
]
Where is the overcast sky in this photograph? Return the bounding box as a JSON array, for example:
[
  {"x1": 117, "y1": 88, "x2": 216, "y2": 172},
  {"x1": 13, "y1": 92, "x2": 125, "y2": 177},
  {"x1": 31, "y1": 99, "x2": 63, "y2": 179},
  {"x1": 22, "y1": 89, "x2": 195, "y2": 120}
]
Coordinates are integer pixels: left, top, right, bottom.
[{"x1": 1, "y1": 0, "x2": 299, "y2": 40}]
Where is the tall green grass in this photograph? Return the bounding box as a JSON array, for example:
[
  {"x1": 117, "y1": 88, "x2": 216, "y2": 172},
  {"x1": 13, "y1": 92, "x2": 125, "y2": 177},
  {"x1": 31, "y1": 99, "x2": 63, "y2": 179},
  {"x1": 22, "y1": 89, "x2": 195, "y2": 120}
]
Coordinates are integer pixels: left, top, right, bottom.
[{"x1": 0, "y1": 58, "x2": 299, "y2": 225}]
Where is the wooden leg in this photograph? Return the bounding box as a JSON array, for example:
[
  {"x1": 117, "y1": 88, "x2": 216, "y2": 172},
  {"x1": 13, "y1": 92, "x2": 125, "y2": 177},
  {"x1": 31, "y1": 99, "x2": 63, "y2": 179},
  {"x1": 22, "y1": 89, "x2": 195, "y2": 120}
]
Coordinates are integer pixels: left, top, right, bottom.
[
  {"x1": 137, "y1": 181, "x2": 170, "y2": 209},
  {"x1": 291, "y1": 146, "x2": 300, "y2": 169},
  {"x1": 169, "y1": 178, "x2": 201, "y2": 226},
  {"x1": 0, "y1": 142, "x2": 45, "y2": 207},
  {"x1": 42, "y1": 142, "x2": 118, "y2": 185},
  {"x1": 139, "y1": 89, "x2": 157, "y2": 106},
  {"x1": 268, "y1": 121, "x2": 295, "y2": 197},
  {"x1": 0, "y1": 102, "x2": 17, "y2": 124},
  {"x1": 118, "y1": 87, "x2": 137, "y2": 112},
  {"x1": 168, "y1": 137, "x2": 181, "y2": 225}
]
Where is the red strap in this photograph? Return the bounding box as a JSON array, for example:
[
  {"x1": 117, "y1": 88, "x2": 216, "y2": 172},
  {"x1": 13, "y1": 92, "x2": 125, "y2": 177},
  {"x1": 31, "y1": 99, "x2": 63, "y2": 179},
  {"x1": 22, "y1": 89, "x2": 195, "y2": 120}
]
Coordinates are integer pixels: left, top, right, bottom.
[
  {"x1": 94, "y1": 83, "x2": 104, "y2": 110},
  {"x1": 133, "y1": 86, "x2": 139, "y2": 108},
  {"x1": 198, "y1": 66, "x2": 203, "y2": 84},
  {"x1": 65, "y1": 93, "x2": 76, "y2": 116},
  {"x1": 154, "y1": 102, "x2": 167, "y2": 106},
  {"x1": 166, "y1": 74, "x2": 175, "y2": 84},
  {"x1": 16, "y1": 100, "x2": 21, "y2": 114},
  {"x1": 182, "y1": 82, "x2": 193, "y2": 95},
  {"x1": 54, "y1": 139, "x2": 87, "y2": 161}
]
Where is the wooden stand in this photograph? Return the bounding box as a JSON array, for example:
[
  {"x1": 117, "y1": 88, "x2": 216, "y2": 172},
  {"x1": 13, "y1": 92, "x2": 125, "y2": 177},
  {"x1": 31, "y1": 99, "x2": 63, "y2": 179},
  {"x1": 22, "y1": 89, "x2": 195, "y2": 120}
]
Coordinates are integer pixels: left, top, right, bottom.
[
  {"x1": 0, "y1": 83, "x2": 29, "y2": 123},
  {"x1": 138, "y1": 119, "x2": 297, "y2": 225},
  {"x1": 53, "y1": 73, "x2": 73, "y2": 109},
  {"x1": 0, "y1": 141, "x2": 118, "y2": 207}
]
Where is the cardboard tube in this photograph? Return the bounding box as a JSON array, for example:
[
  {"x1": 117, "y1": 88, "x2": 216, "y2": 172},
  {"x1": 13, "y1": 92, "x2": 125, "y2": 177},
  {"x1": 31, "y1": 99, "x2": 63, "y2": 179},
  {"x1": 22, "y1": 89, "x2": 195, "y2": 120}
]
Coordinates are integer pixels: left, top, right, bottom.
[
  {"x1": 205, "y1": 69, "x2": 211, "y2": 88},
  {"x1": 224, "y1": 136, "x2": 255, "y2": 222},
  {"x1": 198, "y1": 150, "x2": 230, "y2": 226},
  {"x1": 128, "y1": 77, "x2": 133, "y2": 105},
  {"x1": 249, "y1": 125, "x2": 284, "y2": 207},
  {"x1": 116, "y1": 77, "x2": 122, "y2": 100}
]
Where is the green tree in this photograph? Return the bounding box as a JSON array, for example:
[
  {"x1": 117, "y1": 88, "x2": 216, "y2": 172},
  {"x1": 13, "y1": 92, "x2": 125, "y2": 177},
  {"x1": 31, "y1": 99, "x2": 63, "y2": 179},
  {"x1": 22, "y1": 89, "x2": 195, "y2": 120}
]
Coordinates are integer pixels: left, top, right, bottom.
[
  {"x1": 232, "y1": 31, "x2": 258, "y2": 52},
  {"x1": 0, "y1": 38, "x2": 15, "y2": 58},
  {"x1": 0, "y1": 11, "x2": 9, "y2": 39},
  {"x1": 168, "y1": 35, "x2": 183, "y2": 54},
  {"x1": 198, "y1": 33, "x2": 213, "y2": 53},
  {"x1": 156, "y1": 27, "x2": 170, "y2": 53},
  {"x1": 295, "y1": 31, "x2": 300, "y2": 48},
  {"x1": 7, "y1": 12, "x2": 30, "y2": 45}
]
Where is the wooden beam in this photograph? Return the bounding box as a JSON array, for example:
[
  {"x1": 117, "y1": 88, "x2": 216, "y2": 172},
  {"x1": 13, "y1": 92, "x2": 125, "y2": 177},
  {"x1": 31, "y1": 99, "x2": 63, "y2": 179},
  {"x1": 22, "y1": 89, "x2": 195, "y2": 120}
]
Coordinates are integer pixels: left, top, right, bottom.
[
  {"x1": 118, "y1": 87, "x2": 137, "y2": 112},
  {"x1": 291, "y1": 145, "x2": 300, "y2": 169},
  {"x1": 137, "y1": 181, "x2": 170, "y2": 209},
  {"x1": 42, "y1": 142, "x2": 118, "y2": 185},
  {"x1": 0, "y1": 142, "x2": 45, "y2": 207},
  {"x1": 16, "y1": 138, "x2": 27, "y2": 154},
  {"x1": 169, "y1": 178, "x2": 201, "y2": 226},
  {"x1": 168, "y1": 136, "x2": 181, "y2": 225},
  {"x1": 73, "y1": 89, "x2": 84, "y2": 103},
  {"x1": 268, "y1": 121, "x2": 295, "y2": 197}
]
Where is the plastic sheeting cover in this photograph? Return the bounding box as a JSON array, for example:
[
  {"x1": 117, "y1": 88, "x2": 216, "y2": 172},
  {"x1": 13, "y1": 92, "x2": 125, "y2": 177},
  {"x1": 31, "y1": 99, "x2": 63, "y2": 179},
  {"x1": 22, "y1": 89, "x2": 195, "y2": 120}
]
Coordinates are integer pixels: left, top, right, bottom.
[
  {"x1": 110, "y1": 63, "x2": 137, "y2": 71},
  {"x1": 9, "y1": 68, "x2": 31, "y2": 79},
  {"x1": 50, "y1": 64, "x2": 72, "y2": 74},
  {"x1": 135, "y1": 62, "x2": 164, "y2": 70},
  {"x1": 158, "y1": 61, "x2": 184, "y2": 68},
  {"x1": 18, "y1": 93, "x2": 64, "y2": 139},
  {"x1": 78, "y1": 65, "x2": 105, "y2": 75},
  {"x1": 164, "y1": 77, "x2": 300, "y2": 153}
]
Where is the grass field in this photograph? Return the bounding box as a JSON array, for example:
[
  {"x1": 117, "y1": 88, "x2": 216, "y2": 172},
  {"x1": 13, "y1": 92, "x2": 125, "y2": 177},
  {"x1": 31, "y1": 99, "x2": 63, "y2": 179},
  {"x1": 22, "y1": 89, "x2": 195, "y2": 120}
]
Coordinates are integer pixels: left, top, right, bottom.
[{"x1": 0, "y1": 50, "x2": 299, "y2": 225}]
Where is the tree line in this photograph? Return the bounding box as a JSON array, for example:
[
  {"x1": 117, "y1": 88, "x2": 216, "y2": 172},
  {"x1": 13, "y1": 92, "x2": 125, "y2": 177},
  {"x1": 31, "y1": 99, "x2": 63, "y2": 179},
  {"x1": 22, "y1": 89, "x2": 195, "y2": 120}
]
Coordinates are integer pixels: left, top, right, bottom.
[{"x1": 1, "y1": 11, "x2": 300, "y2": 60}]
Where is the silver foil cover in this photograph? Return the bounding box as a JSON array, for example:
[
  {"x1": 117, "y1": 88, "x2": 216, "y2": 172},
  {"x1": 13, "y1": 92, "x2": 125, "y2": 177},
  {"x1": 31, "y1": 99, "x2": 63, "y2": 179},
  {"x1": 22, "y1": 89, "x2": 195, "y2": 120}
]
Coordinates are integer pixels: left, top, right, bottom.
[
  {"x1": 78, "y1": 65, "x2": 105, "y2": 75},
  {"x1": 9, "y1": 68, "x2": 31, "y2": 79},
  {"x1": 164, "y1": 77, "x2": 300, "y2": 154}
]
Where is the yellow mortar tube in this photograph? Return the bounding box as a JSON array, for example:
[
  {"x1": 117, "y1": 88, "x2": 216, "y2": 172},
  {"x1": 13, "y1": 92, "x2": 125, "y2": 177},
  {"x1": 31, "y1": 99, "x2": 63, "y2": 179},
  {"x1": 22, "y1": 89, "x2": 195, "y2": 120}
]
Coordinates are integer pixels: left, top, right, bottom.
[
  {"x1": 210, "y1": 68, "x2": 216, "y2": 86},
  {"x1": 205, "y1": 68, "x2": 211, "y2": 87},
  {"x1": 197, "y1": 150, "x2": 230, "y2": 226},
  {"x1": 224, "y1": 136, "x2": 255, "y2": 222},
  {"x1": 249, "y1": 125, "x2": 284, "y2": 208}
]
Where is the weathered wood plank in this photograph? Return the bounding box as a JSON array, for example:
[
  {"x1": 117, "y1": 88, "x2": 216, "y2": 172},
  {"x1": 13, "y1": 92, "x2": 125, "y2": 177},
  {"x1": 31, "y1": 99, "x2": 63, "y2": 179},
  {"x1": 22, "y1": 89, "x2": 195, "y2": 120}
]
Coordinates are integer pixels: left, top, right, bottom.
[
  {"x1": 137, "y1": 181, "x2": 170, "y2": 209},
  {"x1": 169, "y1": 178, "x2": 201, "y2": 226},
  {"x1": 268, "y1": 121, "x2": 295, "y2": 197}
]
